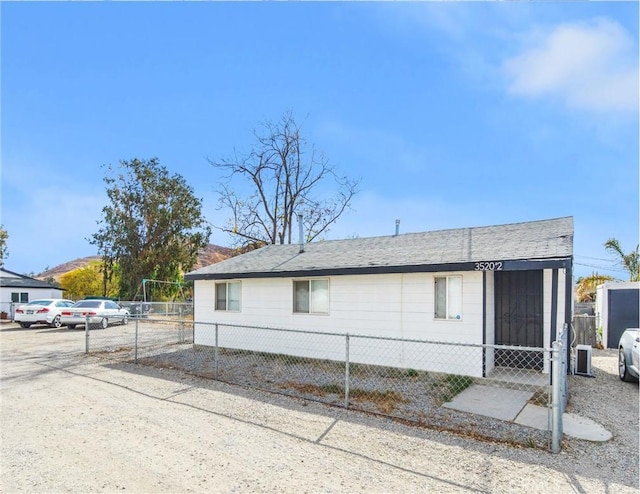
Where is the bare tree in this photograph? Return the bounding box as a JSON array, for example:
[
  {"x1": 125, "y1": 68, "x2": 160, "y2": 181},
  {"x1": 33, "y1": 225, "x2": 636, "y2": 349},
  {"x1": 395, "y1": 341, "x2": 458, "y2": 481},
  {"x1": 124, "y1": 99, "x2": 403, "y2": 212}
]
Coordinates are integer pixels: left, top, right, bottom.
[{"x1": 210, "y1": 111, "x2": 359, "y2": 248}]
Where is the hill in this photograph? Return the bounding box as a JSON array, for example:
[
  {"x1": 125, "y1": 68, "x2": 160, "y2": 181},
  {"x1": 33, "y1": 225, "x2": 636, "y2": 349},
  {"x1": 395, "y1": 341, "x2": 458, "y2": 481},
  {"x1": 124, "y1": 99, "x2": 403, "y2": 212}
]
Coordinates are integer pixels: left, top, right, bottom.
[{"x1": 38, "y1": 244, "x2": 234, "y2": 281}]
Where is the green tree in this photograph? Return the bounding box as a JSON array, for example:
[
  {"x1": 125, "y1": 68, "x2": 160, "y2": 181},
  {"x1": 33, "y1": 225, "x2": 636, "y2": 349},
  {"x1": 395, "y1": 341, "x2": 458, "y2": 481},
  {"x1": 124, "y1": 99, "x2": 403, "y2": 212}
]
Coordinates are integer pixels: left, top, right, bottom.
[
  {"x1": 0, "y1": 225, "x2": 8, "y2": 267},
  {"x1": 90, "y1": 158, "x2": 211, "y2": 299},
  {"x1": 575, "y1": 273, "x2": 616, "y2": 302},
  {"x1": 60, "y1": 261, "x2": 119, "y2": 300},
  {"x1": 210, "y1": 111, "x2": 359, "y2": 249},
  {"x1": 42, "y1": 276, "x2": 60, "y2": 288},
  {"x1": 604, "y1": 238, "x2": 639, "y2": 282}
]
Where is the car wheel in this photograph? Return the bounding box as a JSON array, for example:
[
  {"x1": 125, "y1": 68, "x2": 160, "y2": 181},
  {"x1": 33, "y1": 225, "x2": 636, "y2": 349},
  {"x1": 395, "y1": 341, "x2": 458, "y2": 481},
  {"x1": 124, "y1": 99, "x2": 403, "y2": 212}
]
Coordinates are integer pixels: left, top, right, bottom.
[
  {"x1": 67, "y1": 324, "x2": 76, "y2": 329},
  {"x1": 100, "y1": 317, "x2": 108, "y2": 329},
  {"x1": 619, "y1": 348, "x2": 637, "y2": 382},
  {"x1": 50, "y1": 315, "x2": 62, "y2": 329},
  {"x1": 19, "y1": 322, "x2": 31, "y2": 328},
  {"x1": 122, "y1": 315, "x2": 128, "y2": 326}
]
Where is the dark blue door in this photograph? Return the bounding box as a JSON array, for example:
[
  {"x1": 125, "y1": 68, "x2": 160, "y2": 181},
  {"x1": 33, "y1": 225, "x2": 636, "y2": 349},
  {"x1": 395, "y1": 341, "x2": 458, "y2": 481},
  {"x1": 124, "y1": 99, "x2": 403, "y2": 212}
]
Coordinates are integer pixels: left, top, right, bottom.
[
  {"x1": 495, "y1": 270, "x2": 544, "y2": 369},
  {"x1": 607, "y1": 289, "x2": 639, "y2": 348}
]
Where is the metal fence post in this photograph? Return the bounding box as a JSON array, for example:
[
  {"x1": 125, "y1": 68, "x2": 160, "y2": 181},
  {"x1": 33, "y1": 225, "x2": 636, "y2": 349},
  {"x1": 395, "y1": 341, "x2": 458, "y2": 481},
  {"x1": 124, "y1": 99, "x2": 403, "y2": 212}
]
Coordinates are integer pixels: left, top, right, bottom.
[
  {"x1": 214, "y1": 323, "x2": 219, "y2": 380},
  {"x1": 135, "y1": 317, "x2": 139, "y2": 364},
  {"x1": 344, "y1": 333, "x2": 350, "y2": 409},
  {"x1": 85, "y1": 316, "x2": 90, "y2": 354},
  {"x1": 551, "y1": 340, "x2": 563, "y2": 453},
  {"x1": 178, "y1": 318, "x2": 184, "y2": 344},
  {"x1": 560, "y1": 324, "x2": 568, "y2": 414}
]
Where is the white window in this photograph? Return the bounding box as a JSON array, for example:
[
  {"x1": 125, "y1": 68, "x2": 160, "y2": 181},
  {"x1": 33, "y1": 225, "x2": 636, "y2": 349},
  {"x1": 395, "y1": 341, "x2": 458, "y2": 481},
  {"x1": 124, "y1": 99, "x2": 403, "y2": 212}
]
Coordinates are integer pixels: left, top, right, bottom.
[
  {"x1": 215, "y1": 281, "x2": 241, "y2": 311},
  {"x1": 293, "y1": 279, "x2": 329, "y2": 314},
  {"x1": 434, "y1": 275, "x2": 462, "y2": 320}
]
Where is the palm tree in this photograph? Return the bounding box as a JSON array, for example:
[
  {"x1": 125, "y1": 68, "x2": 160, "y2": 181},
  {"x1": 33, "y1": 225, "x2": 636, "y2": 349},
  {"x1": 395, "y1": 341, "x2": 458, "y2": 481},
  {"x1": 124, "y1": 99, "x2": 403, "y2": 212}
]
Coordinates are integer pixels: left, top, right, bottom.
[{"x1": 604, "y1": 238, "x2": 640, "y2": 282}]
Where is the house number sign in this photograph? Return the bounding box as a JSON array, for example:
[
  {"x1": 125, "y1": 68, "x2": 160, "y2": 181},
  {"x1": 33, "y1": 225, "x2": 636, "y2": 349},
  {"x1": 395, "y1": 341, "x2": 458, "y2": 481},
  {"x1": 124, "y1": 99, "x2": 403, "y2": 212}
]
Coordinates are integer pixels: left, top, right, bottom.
[{"x1": 474, "y1": 261, "x2": 504, "y2": 271}]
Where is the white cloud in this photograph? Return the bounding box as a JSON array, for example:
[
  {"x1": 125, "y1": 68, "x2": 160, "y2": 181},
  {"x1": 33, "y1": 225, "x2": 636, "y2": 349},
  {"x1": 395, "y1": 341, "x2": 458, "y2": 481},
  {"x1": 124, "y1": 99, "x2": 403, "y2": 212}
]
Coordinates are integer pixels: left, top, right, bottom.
[{"x1": 503, "y1": 18, "x2": 639, "y2": 113}]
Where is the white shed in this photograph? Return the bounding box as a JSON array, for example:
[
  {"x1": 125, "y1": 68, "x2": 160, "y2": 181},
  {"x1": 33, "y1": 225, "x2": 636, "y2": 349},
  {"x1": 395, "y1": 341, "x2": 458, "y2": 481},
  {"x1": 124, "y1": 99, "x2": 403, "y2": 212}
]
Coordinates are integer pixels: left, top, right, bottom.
[
  {"x1": 186, "y1": 217, "x2": 574, "y2": 377},
  {"x1": 595, "y1": 281, "x2": 640, "y2": 348}
]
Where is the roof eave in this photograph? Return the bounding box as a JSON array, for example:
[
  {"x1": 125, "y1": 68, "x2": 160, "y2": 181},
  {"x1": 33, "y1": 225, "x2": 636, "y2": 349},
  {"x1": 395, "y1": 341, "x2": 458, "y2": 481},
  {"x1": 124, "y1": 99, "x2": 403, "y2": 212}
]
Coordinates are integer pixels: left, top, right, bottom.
[{"x1": 185, "y1": 256, "x2": 573, "y2": 281}]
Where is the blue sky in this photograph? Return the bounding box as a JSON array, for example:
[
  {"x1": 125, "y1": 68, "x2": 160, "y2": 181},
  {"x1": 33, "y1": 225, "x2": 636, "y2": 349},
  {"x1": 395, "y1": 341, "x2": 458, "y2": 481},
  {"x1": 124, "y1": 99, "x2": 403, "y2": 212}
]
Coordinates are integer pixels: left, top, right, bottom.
[{"x1": 1, "y1": 2, "x2": 638, "y2": 281}]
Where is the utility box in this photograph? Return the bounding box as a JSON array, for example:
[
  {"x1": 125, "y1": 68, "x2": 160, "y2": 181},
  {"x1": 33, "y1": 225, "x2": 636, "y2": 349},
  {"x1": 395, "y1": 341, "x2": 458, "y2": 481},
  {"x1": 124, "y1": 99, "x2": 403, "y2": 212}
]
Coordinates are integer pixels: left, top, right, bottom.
[{"x1": 575, "y1": 345, "x2": 593, "y2": 376}]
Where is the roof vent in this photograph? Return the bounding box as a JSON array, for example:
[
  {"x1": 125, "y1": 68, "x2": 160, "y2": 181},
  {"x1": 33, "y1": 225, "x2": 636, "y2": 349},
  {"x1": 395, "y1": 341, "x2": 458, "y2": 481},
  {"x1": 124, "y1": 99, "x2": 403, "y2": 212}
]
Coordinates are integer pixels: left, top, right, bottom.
[{"x1": 395, "y1": 219, "x2": 400, "y2": 236}]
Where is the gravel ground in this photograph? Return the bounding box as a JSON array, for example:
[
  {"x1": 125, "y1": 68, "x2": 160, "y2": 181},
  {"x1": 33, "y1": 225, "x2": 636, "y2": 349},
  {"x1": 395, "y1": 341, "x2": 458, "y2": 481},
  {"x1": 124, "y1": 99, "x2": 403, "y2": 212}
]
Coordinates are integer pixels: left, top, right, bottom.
[
  {"x1": 135, "y1": 345, "x2": 553, "y2": 449},
  {"x1": 1, "y1": 322, "x2": 638, "y2": 493},
  {"x1": 563, "y1": 349, "x2": 639, "y2": 485}
]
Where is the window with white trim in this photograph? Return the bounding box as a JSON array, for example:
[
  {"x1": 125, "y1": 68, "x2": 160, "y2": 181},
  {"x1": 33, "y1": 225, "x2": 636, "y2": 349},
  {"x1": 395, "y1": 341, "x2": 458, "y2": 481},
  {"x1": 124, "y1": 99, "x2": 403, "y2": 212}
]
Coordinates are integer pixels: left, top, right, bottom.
[
  {"x1": 434, "y1": 275, "x2": 462, "y2": 320},
  {"x1": 215, "y1": 281, "x2": 241, "y2": 311},
  {"x1": 293, "y1": 279, "x2": 329, "y2": 314}
]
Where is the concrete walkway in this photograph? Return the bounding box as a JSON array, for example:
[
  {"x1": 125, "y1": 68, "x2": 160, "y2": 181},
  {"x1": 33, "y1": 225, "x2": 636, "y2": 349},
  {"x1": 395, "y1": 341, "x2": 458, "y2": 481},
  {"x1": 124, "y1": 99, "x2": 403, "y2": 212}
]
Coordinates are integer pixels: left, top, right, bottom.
[{"x1": 443, "y1": 384, "x2": 612, "y2": 442}]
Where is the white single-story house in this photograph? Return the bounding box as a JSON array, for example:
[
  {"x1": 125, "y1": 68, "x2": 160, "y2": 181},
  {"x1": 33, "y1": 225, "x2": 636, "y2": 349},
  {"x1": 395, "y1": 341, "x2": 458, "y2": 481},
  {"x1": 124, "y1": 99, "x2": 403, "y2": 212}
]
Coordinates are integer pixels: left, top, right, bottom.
[
  {"x1": 0, "y1": 268, "x2": 65, "y2": 319},
  {"x1": 185, "y1": 217, "x2": 574, "y2": 378},
  {"x1": 595, "y1": 281, "x2": 639, "y2": 349}
]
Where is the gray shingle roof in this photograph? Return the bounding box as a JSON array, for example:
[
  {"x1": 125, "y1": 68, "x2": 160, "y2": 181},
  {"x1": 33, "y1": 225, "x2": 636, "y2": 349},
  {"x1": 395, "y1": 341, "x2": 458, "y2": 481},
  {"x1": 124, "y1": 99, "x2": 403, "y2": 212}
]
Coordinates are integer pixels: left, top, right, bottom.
[
  {"x1": 186, "y1": 217, "x2": 573, "y2": 280},
  {"x1": 0, "y1": 276, "x2": 60, "y2": 289}
]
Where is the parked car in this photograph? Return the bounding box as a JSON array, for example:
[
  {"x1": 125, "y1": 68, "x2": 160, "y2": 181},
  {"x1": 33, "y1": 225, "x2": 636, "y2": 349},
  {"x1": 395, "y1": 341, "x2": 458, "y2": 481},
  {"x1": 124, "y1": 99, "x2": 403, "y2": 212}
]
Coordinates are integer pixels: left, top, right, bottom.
[
  {"x1": 60, "y1": 300, "x2": 130, "y2": 329},
  {"x1": 13, "y1": 299, "x2": 76, "y2": 328},
  {"x1": 618, "y1": 328, "x2": 639, "y2": 382}
]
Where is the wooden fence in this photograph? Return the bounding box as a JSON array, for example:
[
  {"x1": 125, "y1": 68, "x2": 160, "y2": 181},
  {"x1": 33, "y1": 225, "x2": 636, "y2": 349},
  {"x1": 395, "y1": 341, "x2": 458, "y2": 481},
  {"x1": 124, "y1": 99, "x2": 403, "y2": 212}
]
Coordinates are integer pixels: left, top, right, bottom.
[{"x1": 572, "y1": 315, "x2": 599, "y2": 347}]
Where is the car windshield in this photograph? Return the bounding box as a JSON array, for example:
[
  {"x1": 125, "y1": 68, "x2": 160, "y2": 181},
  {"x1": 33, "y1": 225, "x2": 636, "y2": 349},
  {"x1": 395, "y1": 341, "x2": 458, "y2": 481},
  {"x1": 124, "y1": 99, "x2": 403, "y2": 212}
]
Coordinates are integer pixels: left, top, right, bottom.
[
  {"x1": 72, "y1": 301, "x2": 102, "y2": 309},
  {"x1": 27, "y1": 300, "x2": 52, "y2": 306}
]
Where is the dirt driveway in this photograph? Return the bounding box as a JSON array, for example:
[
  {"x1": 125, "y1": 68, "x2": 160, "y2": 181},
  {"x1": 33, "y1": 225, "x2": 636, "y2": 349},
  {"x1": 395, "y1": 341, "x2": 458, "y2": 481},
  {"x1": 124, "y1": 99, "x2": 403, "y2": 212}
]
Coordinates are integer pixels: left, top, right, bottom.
[{"x1": 1, "y1": 323, "x2": 638, "y2": 493}]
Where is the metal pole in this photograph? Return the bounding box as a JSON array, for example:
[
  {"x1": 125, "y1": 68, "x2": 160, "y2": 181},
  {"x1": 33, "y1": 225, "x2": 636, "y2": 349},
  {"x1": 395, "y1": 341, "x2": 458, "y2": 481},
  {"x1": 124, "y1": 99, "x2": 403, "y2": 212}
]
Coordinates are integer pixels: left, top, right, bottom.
[
  {"x1": 134, "y1": 318, "x2": 139, "y2": 364},
  {"x1": 85, "y1": 316, "x2": 90, "y2": 354},
  {"x1": 178, "y1": 318, "x2": 184, "y2": 344},
  {"x1": 561, "y1": 323, "x2": 569, "y2": 415},
  {"x1": 345, "y1": 333, "x2": 350, "y2": 408},
  {"x1": 551, "y1": 340, "x2": 563, "y2": 453},
  {"x1": 214, "y1": 323, "x2": 219, "y2": 380}
]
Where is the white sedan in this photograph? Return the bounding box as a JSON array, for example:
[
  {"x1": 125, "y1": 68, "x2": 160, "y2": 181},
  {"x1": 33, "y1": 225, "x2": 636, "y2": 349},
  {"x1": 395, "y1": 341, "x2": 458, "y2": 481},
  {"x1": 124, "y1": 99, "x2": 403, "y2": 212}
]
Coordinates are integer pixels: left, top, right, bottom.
[
  {"x1": 619, "y1": 328, "x2": 640, "y2": 383},
  {"x1": 13, "y1": 299, "x2": 76, "y2": 328},
  {"x1": 60, "y1": 300, "x2": 130, "y2": 329}
]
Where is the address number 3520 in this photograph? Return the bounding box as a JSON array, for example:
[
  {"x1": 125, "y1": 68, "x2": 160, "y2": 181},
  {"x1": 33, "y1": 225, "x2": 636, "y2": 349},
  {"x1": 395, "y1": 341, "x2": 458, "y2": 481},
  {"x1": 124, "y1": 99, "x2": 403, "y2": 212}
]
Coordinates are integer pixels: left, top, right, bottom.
[{"x1": 474, "y1": 262, "x2": 503, "y2": 271}]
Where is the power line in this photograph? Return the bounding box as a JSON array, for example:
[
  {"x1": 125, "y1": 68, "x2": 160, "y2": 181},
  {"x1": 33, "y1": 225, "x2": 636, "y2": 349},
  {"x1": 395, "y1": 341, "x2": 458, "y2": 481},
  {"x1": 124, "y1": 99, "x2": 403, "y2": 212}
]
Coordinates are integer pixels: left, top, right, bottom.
[
  {"x1": 574, "y1": 261, "x2": 627, "y2": 273},
  {"x1": 574, "y1": 254, "x2": 619, "y2": 262}
]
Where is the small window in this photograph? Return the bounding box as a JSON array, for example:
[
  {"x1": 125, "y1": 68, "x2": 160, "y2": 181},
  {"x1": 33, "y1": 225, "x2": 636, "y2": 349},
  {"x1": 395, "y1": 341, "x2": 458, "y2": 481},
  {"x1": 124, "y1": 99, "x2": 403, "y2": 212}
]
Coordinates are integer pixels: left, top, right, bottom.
[
  {"x1": 293, "y1": 279, "x2": 329, "y2": 314},
  {"x1": 11, "y1": 292, "x2": 28, "y2": 303},
  {"x1": 215, "y1": 281, "x2": 241, "y2": 311},
  {"x1": 435, "y1": 276, "x2": 462, "y2": 320}
]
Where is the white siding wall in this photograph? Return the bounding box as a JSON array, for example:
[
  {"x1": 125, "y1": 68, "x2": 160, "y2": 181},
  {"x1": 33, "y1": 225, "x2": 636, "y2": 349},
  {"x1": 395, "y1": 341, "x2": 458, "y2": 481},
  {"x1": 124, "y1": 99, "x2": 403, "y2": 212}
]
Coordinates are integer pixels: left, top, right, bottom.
[
  {"x1": 484, "y1": 271, "x2": 496, "y2": 374},
  {"x1": 0, "y1": 287, "x2": 65, "y2": 317},
  {"x1": 194, "y1": 272, "x2": 486, "y2": 376},
  {"x1": 541, "y1": 269, "x2": 568, "y2": 373},
  {"x1": 193, "y1": 269, "x2": 564, "y2": 377}
]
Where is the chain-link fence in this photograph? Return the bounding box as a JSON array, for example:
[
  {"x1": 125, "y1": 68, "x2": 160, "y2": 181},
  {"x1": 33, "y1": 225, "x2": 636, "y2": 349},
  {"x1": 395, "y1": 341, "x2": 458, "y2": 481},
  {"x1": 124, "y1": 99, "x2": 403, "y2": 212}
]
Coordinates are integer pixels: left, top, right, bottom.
[
  {"x1": 85, "y1": 318, "x2": 570, "y2": 452},
  {"x1": 118, "y1": 301, "x2": 193, "y2": 319},
  {"x1": 0, "y1": 301, "x2": 12, "y2": 320},
  {"x1": 80, "y1": 316, "x2": 192, "y2": 358}
]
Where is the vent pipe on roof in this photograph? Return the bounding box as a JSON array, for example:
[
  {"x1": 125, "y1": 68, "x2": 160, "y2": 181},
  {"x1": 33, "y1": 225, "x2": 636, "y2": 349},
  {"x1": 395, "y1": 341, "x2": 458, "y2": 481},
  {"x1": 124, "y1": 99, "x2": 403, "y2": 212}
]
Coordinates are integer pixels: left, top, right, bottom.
[
  {"x1": 298, "y1": 213, "x2": 304, "y2": 253},
  {"x1": 395, "y1": 219, "x2": 400, "y2": 236}
]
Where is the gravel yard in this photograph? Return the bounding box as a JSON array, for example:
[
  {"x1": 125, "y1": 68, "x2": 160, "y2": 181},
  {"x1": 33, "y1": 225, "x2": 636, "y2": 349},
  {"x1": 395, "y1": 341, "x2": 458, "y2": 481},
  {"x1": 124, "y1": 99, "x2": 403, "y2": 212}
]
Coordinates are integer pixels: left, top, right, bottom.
[{"x1": 1, "y1": 322, "x2": 638, "y2": 493}]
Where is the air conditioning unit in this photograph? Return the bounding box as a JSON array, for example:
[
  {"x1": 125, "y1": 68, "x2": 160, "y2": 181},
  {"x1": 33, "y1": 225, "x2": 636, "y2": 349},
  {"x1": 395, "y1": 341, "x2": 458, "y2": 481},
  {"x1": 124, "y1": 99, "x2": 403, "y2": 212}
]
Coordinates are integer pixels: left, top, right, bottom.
[{"x1": 575, "y1": 345, "x2": 593, "y2": 376}]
